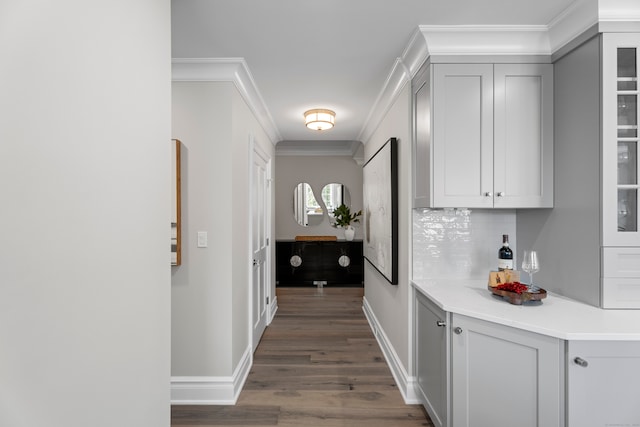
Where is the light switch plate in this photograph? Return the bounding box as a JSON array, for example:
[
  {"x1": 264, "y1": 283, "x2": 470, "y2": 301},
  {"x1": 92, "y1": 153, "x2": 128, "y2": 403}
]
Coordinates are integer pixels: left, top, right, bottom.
[{"x1": 197, "y1": 231, "x2": 207, "y2": 248}]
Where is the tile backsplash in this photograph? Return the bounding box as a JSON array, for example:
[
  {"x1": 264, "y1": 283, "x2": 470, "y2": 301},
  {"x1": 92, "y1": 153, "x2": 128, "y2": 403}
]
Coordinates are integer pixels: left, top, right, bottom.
[{"x1": 412, "y1": 208, "x2": 516, "y2": 280}]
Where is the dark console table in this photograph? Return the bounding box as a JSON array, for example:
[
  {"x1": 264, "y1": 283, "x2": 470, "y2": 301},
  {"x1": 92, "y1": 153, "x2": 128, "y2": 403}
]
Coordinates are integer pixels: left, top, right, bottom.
[{"x1": 276, "y1": 240, "x2": 364, "y2": 286}]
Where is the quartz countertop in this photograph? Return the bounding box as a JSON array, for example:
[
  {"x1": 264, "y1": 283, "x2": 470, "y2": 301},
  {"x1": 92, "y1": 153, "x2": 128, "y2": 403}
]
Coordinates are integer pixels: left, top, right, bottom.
[{"x1": 412, "y1": 278, "x2": 640, "y2": 340}]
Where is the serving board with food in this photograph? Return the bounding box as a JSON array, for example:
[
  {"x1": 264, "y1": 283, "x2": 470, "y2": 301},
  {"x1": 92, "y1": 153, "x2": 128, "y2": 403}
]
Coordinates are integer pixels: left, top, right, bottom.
[{"x1": 487, "y1": 270, "x2": 547, "y2": 305}]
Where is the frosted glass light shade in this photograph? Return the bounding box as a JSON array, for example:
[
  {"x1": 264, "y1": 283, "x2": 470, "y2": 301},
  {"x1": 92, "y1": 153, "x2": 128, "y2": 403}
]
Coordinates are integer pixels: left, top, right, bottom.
[{"x1": 304, "y1": 109, "x2": 335, "y2": 131}]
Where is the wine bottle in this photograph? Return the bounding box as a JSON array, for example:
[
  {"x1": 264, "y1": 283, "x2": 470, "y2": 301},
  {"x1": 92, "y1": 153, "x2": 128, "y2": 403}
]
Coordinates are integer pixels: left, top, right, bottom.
[{"x1": 498, "y1": 234, "x2": 513, "y2": 270}]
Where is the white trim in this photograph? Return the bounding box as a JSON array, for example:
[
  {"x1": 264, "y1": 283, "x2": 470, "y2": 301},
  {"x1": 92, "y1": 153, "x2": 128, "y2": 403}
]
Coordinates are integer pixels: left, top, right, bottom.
[
  {"x1": 172, "y1": 58, "x2": 281, "y2": 144},
  {"x1": 268, "y1": 295, "x2": 278, "y2": 324},
  {"x1": 362, "y1": 297, "x2": 420, "y2": 404},
  {"x1": 547, "y1": 0, "x2": 599, "y2": 54},
  {"x1": 401, "y1": 28, "x2": 430, "y2": 79},
  {"x1": 275, "y1": 140, "x2": 362, "y2": 157},
  {"x1": 418, "y1": 25, "x2": 551, "y2": 56},
  {"x1": 358, "y1": 58, "x2": 411, "y2": 144},
  {"x1": 170, "y1": 345, "x2": 252, "y2": 405}
]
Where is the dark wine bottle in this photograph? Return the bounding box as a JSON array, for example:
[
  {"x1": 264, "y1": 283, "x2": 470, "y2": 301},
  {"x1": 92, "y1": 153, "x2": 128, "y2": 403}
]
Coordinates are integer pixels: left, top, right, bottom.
[{"x1": 498, "y1": 234, "x2": 513, "y2": 270}]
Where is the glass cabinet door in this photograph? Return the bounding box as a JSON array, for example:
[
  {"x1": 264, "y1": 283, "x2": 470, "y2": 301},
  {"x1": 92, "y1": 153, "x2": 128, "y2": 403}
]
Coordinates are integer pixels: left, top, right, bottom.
[
  {"x1": 617, "y1": 47, "x2": 639, "y2": 235},
  {"x1": 604, "y1": 34, "x2": 640, "y2": 246}
]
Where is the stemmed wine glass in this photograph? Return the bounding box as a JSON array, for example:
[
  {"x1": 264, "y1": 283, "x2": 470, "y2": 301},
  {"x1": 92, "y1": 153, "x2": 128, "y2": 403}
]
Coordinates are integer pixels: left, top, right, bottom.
[{"x1": 521, "y1": 250, "x2": 540, "y2": 292}]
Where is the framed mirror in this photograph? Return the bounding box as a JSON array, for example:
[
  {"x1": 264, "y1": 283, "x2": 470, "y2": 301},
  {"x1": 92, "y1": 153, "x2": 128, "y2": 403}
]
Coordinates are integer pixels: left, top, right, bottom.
[
  {"x1": 293, "y1": 182, "x2": 323, "y2": 226},
  {"x1": 171, "y1": 139, "x2": 182, "y2": 265}
]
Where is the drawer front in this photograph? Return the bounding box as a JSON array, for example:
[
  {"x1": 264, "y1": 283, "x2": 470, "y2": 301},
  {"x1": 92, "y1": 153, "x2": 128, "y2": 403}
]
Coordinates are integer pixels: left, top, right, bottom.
[
  {"x1": 602, "y1": 247, "x2": 640, "y2": 277},
  {"x1": 602, "y1": 277, "x2": 640, "y2": 309}
]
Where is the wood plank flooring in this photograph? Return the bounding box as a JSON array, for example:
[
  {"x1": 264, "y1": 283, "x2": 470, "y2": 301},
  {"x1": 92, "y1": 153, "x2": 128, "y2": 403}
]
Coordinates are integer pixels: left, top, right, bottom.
[{"x1": 171, "y1": 287, "x2": 434, "y2": 426}]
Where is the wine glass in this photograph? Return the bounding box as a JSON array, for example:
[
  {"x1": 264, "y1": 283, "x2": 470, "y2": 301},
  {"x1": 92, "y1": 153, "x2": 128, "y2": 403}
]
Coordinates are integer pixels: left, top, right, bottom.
[{"x1": 521, "y1": 250, "x2": 540, "y2": 292}]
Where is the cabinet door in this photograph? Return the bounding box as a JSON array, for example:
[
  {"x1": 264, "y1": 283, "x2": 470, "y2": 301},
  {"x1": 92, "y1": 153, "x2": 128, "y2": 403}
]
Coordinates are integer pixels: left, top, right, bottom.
[
  {"x1": 432, "y1": 64, "x2": 494, "y2": 208},
  {"x1": 494, "y1": 64, "x2": 554, "y2": 208},
  {"x1": 413, "y1": 62, "x2": 432, "y2": 208},
  {"x1": 603, "y1": 34, "x2": 640, "y2": 246},
  {"x1": 451, "y1": 314, "x2": 563, "y2": 427},
  {"x1": 567, "y1": 340, "x2": 640, "y2": 427},
  {"x1": 415, "y1": 292, "x2": 449, "y2": 427}
]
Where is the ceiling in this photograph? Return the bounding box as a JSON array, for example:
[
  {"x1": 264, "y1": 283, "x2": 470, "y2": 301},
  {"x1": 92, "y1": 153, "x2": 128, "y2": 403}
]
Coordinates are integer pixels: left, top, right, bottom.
[{"x1": 171, "y1": 0, "x2": 577, "y2": 149}]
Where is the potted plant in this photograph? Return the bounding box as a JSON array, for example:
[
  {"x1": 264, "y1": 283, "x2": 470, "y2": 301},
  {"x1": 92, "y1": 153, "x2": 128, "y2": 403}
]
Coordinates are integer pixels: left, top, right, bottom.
[{"x1": 332, "y1": 204, "x2": 362, "y2": 241}]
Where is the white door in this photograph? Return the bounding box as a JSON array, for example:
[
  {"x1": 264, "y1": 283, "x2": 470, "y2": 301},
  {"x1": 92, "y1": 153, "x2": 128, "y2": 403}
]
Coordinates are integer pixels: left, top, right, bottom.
[{"x1": 251, "y1": 140, "x2": 270, "y2": 350}]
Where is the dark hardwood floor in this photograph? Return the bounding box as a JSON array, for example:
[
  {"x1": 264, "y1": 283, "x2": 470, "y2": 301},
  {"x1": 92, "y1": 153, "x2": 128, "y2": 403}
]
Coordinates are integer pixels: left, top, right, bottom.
[{"x1": 171, "y1": 286, "x2": 434, "y2": 426}]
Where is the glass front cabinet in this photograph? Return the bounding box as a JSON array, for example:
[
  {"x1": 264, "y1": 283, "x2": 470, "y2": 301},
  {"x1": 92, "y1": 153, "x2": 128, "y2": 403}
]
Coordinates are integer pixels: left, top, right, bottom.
[
  {"x1": 603, "y1": 34, "x2": 640, "y2": 246},
  {"x1": 602, "y1": 34, "x2": 640, "y2": 308}
]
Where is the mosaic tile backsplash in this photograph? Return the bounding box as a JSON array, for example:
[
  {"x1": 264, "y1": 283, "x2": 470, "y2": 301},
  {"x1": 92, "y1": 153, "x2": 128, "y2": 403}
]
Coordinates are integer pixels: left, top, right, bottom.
[{"x1": 413, "y1": 208, "x2": 516, "y2": 280}]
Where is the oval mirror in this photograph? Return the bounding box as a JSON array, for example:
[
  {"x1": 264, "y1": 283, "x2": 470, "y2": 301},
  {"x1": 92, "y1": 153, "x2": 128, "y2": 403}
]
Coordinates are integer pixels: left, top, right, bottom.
[
  {"x1": 293, "y1": 182, "x2": 323, "y2": 226},
  {"x1": 321, "y1": 183, "x2": 350, "y2": 221}
]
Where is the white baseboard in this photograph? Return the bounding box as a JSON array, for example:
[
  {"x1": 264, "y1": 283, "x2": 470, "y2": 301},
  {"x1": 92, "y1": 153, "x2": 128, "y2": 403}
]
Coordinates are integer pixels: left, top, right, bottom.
[
  {"x1": 362, "y1": 297, "x2": 420, "y2": 404},
  {"x1": 268, "y1": 295, "x2": 278, "y2": 324},
  {"x1": 171, "y1": 345, "x2": 252, "y2": 405}
]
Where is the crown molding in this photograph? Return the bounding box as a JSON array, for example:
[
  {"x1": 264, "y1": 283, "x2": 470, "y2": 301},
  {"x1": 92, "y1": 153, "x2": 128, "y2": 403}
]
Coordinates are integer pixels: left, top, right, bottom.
[
  {"x1": 275, "y1": 140, "x2": 362, "y2": 159},
  {"x1": 418, "y1": 25, "x2": 552, "y2": 56},
  {"x1": 401, "y1": 28, "x2": 430, "y2": 79},
  {"x1": 172, "y1": 58, "x2": 281, "y2": 145},
  {"x1": 357, "y1": 58, "x2": 411, "y2": 144}
]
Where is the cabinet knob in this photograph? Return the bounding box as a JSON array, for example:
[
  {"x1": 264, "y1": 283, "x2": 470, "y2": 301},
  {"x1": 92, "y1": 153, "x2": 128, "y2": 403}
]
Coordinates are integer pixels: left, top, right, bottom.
[
  {"x1": 454, "y1": 327, "x2": 463, "y2": 335},
  {"x1": 497, "y1": 192, "x2": 505, "y2": 197},
  {"x1": 484, "y1": 192, "x2": 493, "y2": 197},
  {"x1": 574, "y1": 357, "x2": 589, "y2": 367},
  {"x1": 436, "y1": 320, "x2": 446, "y2": 327}
]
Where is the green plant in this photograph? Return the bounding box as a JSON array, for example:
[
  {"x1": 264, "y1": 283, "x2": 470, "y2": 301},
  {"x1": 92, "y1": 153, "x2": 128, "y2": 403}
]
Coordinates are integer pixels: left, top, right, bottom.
[{"x1": 332, "y1": 204, "x2": 362, "y2": 227}]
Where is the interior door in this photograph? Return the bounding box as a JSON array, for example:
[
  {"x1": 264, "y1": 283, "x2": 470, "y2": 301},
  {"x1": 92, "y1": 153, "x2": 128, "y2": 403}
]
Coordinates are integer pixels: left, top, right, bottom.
[{"x1": 251, "y1": 140, "x2": 270, "y2": 351}]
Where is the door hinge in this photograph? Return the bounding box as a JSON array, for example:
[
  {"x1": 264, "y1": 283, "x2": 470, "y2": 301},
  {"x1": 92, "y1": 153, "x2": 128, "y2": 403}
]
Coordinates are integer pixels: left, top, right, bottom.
[
  {"x1": 266, "y1": 296, "x2": 270, "y2": 305},
  {"x1": 266, "y1": 238, "x2": 270, "y2": 246}
]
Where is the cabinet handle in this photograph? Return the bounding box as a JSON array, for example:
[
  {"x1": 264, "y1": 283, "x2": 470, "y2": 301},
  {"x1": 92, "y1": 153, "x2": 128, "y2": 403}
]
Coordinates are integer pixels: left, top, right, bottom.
[
  {"x1": 454, "y1": 327, "x2": 463, "y2": 335},
  {"x1": 574, "y1": 357, "x2": 589, "y2": 367},
  {"x1": 484, "y1": 192, "x2": 493, "y2": 197},
  {"x1": 436, "y1": 320, "x2": 446, "y2": 327},
  {"x1": 497, "y1": 192, "x2": 505, "y2": 197}
]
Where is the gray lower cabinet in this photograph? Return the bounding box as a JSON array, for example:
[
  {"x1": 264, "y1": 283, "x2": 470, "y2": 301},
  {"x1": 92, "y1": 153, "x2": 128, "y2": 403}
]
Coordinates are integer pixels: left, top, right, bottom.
[
  {"x1": 451, "y1": 314, "x2": 564, "y2": 427},
  {"x1": 415, "y1": 294, "x2": 564, "y2": 427},
  {"x1": 415, "y1": 292, "x2": 449, "y2": 427},
  {"x1": 567, "y1": 341, "x2": 640, "y2": 427}
]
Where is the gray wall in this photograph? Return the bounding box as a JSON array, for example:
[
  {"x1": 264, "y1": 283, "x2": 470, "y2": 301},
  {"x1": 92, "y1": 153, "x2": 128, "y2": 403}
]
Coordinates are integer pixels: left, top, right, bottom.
[
  {"x1": 517, "y1": 35, "x2": 602, "y2": 306},
  {"x1": 0, "y1": 1, "x2": 172, "y2": 426},
  {"x1": 275, "y1": 155, "x2": 363, "y2": 240},
  {"x1": 363, "y1": 83, "x2": 413, "y2": 370},
  {"x1": 171, "y1": 82, "x2": 275, "y2": 377}
]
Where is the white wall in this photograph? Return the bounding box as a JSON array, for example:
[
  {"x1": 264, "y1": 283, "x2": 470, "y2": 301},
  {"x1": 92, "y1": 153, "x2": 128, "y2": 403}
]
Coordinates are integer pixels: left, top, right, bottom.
[
  {"x1": 171, "y1": 81, "x2": 274, "y2": 385},
  {"x1": 275, "y1": 156, "x2": 363, "y2": 240},
  {"x1": 171, "y1": 82, "x2": 235, "y2": 375},
  {"x1": 363, "y1": 83, "x2": 413, "y2": 373},
  {"x1": 0, "y1": 1, "x2": 171, "y2": 426}
]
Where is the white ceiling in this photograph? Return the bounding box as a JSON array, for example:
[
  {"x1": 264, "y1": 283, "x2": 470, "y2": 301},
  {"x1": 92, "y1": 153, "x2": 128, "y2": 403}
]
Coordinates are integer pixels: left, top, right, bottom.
[{"x1": 171, "y1": 0, "x2": 577, "y2": 147}]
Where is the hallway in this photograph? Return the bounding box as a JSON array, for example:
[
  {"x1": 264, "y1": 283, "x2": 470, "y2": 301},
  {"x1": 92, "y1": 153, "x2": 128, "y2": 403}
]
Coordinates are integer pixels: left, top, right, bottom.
[{"x1": 171, "y1": 287, "x2": 433, "y2": 426}]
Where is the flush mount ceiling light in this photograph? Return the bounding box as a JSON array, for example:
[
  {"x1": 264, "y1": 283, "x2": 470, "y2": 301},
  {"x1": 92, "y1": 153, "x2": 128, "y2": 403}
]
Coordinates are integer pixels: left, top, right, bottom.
[{"x1": 304, "y1": 109, "x2": 335, "y2": 131}]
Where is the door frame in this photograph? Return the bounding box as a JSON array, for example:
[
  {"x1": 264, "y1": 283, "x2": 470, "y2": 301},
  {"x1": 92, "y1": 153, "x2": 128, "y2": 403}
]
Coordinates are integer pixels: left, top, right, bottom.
[{"x1": 248, "y1": 134, "x2": 273, "y2": 352}]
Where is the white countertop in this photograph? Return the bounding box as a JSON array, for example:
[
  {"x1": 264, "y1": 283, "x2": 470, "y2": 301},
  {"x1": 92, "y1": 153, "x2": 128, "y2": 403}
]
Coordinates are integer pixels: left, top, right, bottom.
[{"x1": 412, "y1": 279, "x2": 640, "y2": 340}]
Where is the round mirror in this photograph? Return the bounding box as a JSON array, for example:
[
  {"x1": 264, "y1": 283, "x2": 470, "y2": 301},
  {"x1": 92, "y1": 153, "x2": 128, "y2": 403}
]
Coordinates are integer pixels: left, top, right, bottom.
[
  {"x1": 293, "y1": 182, "x2": 323, "y2": 226},
  {"x1": 322, "y1": 183, "x2": 350, "y2": 222}
]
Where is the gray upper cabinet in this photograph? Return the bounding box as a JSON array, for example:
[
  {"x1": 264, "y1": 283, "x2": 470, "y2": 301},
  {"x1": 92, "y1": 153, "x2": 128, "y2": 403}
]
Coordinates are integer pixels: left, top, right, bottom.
[{"x1": 412, "y1": 61, "x2": 554, "y2": 209}]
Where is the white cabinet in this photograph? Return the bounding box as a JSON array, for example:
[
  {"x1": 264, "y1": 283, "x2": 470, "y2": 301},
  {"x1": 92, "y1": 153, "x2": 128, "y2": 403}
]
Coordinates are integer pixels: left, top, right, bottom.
[
  {"x1": 412, "y1": 62, "x2": 553, "y2": 209},
  {"x1": 415, "y1": 291, "x2": 449, "y2": 427},
  {"x1": 450, "y1": 314, "x2": 563, "y2": 427},
  {"x1": 567, "y1": 340, "x2": 640, "y2": 427},
  {"x1": 601, "y1": 34, "x2": 640, "y2": 307},
  {"x1": 602, "y1": 34, "x2": 640, "y2": 247}
]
